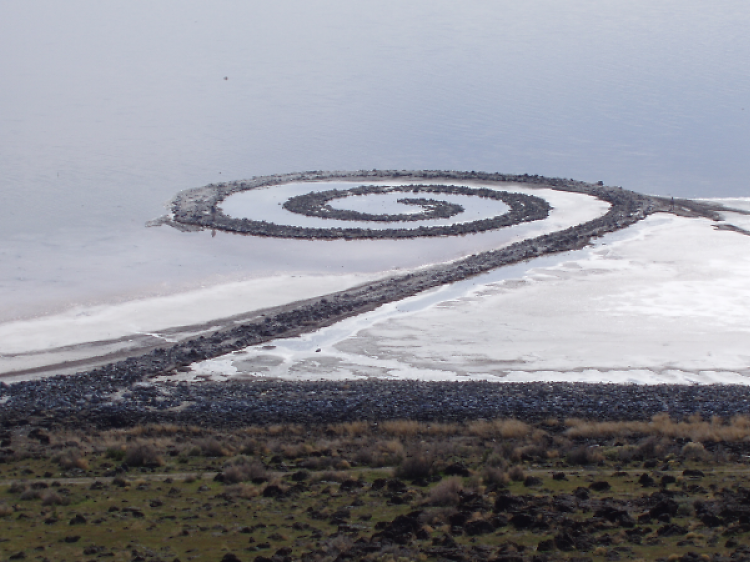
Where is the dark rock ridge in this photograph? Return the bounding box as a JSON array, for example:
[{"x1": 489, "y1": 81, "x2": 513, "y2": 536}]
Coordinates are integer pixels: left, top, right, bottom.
[
  {"x1": 4, "y1": 379, "x2": 750, "y2": 431},
  {"x1": 283, "y1": 185, "x2": 469, "y2": 223},
  {"x1": 270, "y1": 184, "x2": 547, "y2": 237},
  {"x1": 1, "y1": 170, "x2": 739, "y2": 429}
]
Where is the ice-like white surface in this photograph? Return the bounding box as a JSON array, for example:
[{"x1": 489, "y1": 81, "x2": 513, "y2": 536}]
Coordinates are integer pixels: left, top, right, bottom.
[
  {"x1": 0, "y1": 182, "x2": 605, "y2": 324},
  {"x1": 0, "y1": 272, "x2": 390, "y2": 378},
  {"x1": 184, "y1": 210, "x2": 750, "y2": 385},
  {"x1": 0, "y1": 273, "x2": 388, "y2": 356},
  {"x1": 220, "y1": 180, "x2": 511, "y2": 229},
  {"x1": 0, "y1": 183, "x2": 609, "y2": 379}
]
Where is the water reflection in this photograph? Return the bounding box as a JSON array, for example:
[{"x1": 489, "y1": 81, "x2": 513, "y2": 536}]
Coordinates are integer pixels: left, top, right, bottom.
[{"x1": 0, "y1": 0, "x2": 748, "y2": 321}]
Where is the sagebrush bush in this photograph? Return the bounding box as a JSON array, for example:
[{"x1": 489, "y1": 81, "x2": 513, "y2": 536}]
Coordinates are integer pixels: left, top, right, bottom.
[
  {"x1": 425, "y1": 478, "x2": 463, "y2": 506},
  {"x1": 55, "y1": 448, "x2": 89, "y2": 470},
  {"x1": 482, "y1": 466, "x2": 509, "y2": 487},
  {"x1": 681, "y1": 441, "x2": 709, "y2": 461},
  {"x1": 105, "y1": 447, "x2": 126, "y2": 462},
  {"x1": 8, "y1": 482, "x2": 27, "y2": 494},
  {"x1": 634, "y1": 436, "x2": 669, "y2": 460},
  {"x1": 395, "y1": 452, "x2": 434, "y2": 479},
  {"x1": 19, "y1": 489, "x2": 40, "y2": 501},
  {"x1": 222, "y1": 458, "x2": 268, "y2": 483},
  {"x1": 354, "y1": 440, "x2": 404, "y2": 467},
  {"x1": 508, "y1": 465, "x2": 526, "y2": 481},
  {"x1": 566, "y1": 446, "x2": 604, "y2": 466},
  {"x1": 240, "y1": 438, "x2": 269, "y2": 456},
  {"x1": 41, "y1": 491, "x2": 66, "y2": 506},
  {"x1": 0, "y1": 502, "x2": 12, "y2": 516},
  {"x1": 125, "y1": 443, "x2": 164, "y2": 467},
  {"x1": 195, "y1": 438, "x2": 233, "y2": 457}
]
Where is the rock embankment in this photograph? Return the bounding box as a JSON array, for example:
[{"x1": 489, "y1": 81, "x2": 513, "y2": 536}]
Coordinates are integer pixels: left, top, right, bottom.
[
  {"x1": 178, "y1": 182, "x2": 551, "y2": 239},
  {"x1": 3, "y1": 379, "x2": 750, "y2": 430}
]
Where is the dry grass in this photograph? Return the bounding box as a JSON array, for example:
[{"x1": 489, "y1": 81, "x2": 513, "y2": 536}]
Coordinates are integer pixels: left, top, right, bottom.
[
  {"x1": 279, "y1": 442, "x2": 318, "y2": 459},
  {"x1": 467, "y1": 419, "x2": 531, "y2": 439},
  {"x1": 564, "y1": 413, "x2": 750, "y2": 442},
  {"x1": 4, "y1": 415, "x2": 750, "y2": 561},
  {"x1": 380, "y1": 420, "x2": 421, "y2": 437},
  {"x1": 354, "y1": 439, "x2": 405, "y2": 467},
  {"x1": 313, "y1": 471, "x2": 352, "y2": 483},
  {"x1": 327, "y1": 421, "x2": 370, "y2": 436},
  {"x1": 267, "y1": 424, "x2": 304, "y2": 436},
  {"x1": 224, "y1": 483, "x2": 261, "y2": 499}
]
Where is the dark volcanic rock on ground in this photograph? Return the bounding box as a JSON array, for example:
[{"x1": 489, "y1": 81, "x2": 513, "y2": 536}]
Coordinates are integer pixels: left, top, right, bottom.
[{"x1": 4, "y1": 378, "x2": 750, "y2": 430}]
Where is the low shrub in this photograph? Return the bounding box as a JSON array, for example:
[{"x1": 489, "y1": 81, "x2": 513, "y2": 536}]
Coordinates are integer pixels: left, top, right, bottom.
[
  {"x1": 508, "y1": 465, "x2": 526, "y2": 482},
  {"x1": 195, "y1": 438, "x2": 233, "y2": 457},
  {"x1": 354, "y1": 440, "x2": 405, "y2": 467},
  {"x1": 681, "y1": 441, "x2": 709, "y2": 461},
  {"x1": 41, "y1": 491, "x2": 66, "y2": 506},
  {"x1": 105, "y1": 447, "x2": 126, "y2": 462},
  {"x1": 19, "y1": 488, "x2": 41, "y2": 500},
  {"x1": 425, "y1": 478, "x2": 463, "y2": 506},
  {"x1": 8, "y1": 482, "x2": 27, "y2": 494},
  {"x1": 566, "y1": 446, "x2": 604, "y2": 466},
  {"x1": 55, "y1": 448, "x2": 89, "y2": 470},
  {"x1": 125, "y1": 443, "x2": 164, "y2": 467},
  {"x1": 395, "y1": 452, "x2": 434, "y2": 479},
  {"x1": 222, "y1": 458, "x2": 268, "y2": 484},
  {"x1": 482, "y1": 466, "x2": 509, "y2": 487}
]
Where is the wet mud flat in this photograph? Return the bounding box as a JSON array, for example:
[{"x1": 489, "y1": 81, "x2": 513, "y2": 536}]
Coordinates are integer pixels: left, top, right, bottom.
[{"x1": 1, "y1": 171, "x2": 739, "y2": 431}]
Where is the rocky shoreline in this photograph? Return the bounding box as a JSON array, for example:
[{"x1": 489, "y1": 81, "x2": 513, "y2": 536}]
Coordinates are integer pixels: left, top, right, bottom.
[
  {"x1": 4, "y1": 378, "x2": 750, "y2": 430},
  {"x1": 1, "y1": 170, "x2": 739, "y2": 430}
]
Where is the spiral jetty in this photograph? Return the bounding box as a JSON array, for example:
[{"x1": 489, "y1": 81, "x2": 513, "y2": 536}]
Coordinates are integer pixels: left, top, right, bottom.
[{"x1": 1, "y1": 170, "x2": 740, "y2": 430}]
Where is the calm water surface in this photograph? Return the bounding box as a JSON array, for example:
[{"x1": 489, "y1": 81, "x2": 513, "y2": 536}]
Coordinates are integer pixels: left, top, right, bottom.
[{"x1": 1, "y1": 1, "x2": 748, "y2": 320}]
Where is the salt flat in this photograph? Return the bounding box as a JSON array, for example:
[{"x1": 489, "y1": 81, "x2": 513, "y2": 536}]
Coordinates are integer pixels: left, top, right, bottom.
[
  {"x1": 185, "y1": 205, "x2": 750, "y2": 385},
  {"x1": 0, "y1": 183, "x2": 608, "y2": 380}
]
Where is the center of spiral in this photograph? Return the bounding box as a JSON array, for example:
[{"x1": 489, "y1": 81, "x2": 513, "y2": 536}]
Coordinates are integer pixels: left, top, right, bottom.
[{"x1": 283, "y1": 187, "x2": 465, "y2": 223}]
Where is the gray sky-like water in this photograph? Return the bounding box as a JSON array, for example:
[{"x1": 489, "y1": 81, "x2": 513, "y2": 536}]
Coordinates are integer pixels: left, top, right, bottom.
[{"x1": 1, "y1": 1, "x2": 748, "y2": 320}]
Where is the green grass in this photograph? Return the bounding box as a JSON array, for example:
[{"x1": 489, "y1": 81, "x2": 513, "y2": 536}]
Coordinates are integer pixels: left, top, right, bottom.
[{"x1": 1, "y1": 418, "x2": 750, "y2": 561}]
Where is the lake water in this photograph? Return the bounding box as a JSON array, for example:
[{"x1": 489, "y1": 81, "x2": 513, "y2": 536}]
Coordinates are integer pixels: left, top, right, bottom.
[{"x1": 1, "y1": 1, "x2": 749, "y2": 324}]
